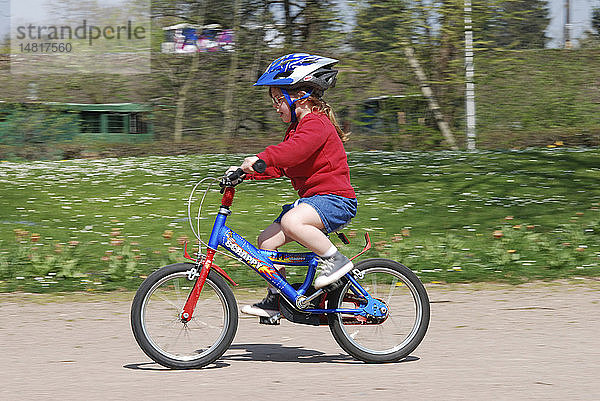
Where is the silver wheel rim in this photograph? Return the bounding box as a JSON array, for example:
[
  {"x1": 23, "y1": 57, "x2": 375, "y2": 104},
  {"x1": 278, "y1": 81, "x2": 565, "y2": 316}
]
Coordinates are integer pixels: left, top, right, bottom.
[{"x1": 140, "y1": 272, "x2": 230, "y2": 362}]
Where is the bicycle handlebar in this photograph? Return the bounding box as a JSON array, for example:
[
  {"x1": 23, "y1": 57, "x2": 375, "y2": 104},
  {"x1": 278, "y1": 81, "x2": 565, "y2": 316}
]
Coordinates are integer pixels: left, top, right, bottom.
[
  {"x1": 220, "y1": 158, "x2": 267, "y2": 189},
  {"x1": 227, "y1": 168, "x2": 245, "y2": 184}
]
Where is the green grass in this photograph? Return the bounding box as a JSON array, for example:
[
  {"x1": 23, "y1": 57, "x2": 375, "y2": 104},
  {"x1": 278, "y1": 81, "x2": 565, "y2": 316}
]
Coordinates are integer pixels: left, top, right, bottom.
[{"x1": 1, "y1": 149, "x2": 599, "y2": 292}]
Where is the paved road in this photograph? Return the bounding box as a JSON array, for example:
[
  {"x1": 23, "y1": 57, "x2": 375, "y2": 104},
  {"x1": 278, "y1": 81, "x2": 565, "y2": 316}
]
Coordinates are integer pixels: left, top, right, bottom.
[{"x1": 1, "y1": 281, "x2": 598, "y2": 400}]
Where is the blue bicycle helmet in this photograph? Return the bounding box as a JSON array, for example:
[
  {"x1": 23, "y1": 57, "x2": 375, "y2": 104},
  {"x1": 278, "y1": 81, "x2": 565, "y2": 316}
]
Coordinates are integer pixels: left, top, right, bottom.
[
  {"x1": 255, "y1": 53, "x2": 338, "y2": 95},
  {"x1": 255, "y1": 53, "x2": 339, "y2": 122}
]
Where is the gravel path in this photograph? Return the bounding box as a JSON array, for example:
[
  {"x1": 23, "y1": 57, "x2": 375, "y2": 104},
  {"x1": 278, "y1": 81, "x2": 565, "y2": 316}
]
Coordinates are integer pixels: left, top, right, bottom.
[{"x1": 1, "y1": 281, "x2": 598, "y2": 400}]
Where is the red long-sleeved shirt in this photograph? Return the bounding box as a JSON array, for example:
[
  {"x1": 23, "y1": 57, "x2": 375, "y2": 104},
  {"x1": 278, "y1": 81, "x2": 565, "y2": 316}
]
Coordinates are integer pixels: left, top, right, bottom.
[{"x1": 249, "y1": 113, "x2": 356, "y2": 199}]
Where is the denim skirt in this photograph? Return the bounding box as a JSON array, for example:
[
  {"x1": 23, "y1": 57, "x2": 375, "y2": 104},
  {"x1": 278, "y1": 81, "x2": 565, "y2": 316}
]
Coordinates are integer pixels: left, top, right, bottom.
[{"x1": 274, "y1": 194, "x2": 358, "y2": 233}]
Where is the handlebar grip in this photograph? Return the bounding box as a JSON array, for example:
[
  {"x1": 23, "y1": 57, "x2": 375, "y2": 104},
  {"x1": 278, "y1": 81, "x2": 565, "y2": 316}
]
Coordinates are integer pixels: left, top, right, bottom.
[
  {"x1": 253, "y1": 159, "x2": 267, "y2": 174},
  {"x1": 229, "y1": 168, "x2": 245, "y2": 182}
]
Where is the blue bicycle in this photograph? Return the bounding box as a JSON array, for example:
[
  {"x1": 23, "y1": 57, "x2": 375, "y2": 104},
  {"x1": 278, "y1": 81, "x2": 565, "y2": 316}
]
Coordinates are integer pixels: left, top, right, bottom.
[{"x1": 131, "y1": 163, "x2": 430, "y2": 369}]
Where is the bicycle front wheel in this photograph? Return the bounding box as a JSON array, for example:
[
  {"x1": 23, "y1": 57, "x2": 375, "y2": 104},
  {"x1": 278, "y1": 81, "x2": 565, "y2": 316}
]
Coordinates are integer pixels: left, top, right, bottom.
[
  {"x1": 131, "y1": 263, "x2": 238, "y2": 369},
  {"x1": 327, "y1": 258, "x2": 430, "y2": 363}
]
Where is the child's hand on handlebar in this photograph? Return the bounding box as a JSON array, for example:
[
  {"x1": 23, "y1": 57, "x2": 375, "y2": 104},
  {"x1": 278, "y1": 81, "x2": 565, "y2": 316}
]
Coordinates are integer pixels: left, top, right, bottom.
[
  {"x1": 221, "y1": 157, "x2": 267, "y2": 189},
  {"x1": 224, "y1": 156, "x2": 261, "y2": 176},
  {"x1": 241, "y1": 156, "x2": 260, "y2": 173},
  {"x1": 225, "y1": 166, "x2": 241, "y2": 175}
]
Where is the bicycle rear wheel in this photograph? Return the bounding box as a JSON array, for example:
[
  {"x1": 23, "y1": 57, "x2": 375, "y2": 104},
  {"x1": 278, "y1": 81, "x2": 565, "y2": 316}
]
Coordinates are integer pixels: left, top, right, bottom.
[
  {"x1": 131, "y1": 263, "x2": 238, "y2": 369},
  {"x1": 327, "y1": 258, "x2": 430, "y2": 363}
]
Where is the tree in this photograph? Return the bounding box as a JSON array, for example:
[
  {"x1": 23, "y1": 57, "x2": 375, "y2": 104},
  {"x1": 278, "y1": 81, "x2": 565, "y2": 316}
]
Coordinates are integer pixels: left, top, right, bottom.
[
  {"x1": 151, "y1": 0, "x2": 234, "y2": 142},
  {"x1": 352, "y1": 0, "x2": 407, "y2": 53},
  {"x1": 149, "y1": 0, "x2": 348, "y2": 142},
  {"x1": 261, "y1": 0, "x2": 346, "y2": 51},
  {"x1": 298, "y1": 0, "x2": 345, "y2": 51},
  {"x1": 477, "y1": 0, "x2": 550, "y2": 49},
  {"x1": 348, "y1": 0, "x2": 553, "y2": 149},
  {"x1": 350, "y1": 0, "x2": 461, "y2": 148},
  {"x1": 593, "y1": 8, "x2": 600, "y2": 37}
]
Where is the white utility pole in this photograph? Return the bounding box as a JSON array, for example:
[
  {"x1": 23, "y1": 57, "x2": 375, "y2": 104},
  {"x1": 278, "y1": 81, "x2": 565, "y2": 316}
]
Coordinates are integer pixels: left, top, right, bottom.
[
  {"x1": 564, "y1": 0, "x2": 572, "y2": 48},
  {"x1": 465, "y1": 0, "x2": 476, "y2": 150}
]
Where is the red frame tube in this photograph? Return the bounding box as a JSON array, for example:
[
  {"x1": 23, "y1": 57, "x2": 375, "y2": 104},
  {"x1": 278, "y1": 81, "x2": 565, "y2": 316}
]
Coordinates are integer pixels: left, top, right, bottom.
[
  {"x1": 180, "y1": 248, "x2": 215, "y2": 322},
  {"x1": 184, "y1": 242, "x2": 238, "y2": 286},
  {"x1": 221, "y1": 187, "x2": 235, "y2": 207},
  {"x1": 180, "y1": 186, "x2": 239, "y2": 322}
]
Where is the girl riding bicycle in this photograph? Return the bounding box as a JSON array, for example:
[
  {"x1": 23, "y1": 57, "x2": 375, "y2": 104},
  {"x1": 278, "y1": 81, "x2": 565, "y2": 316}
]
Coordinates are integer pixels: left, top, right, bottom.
[{"x1": 227, "y1": 53, "x2": 357, "y2": 318}]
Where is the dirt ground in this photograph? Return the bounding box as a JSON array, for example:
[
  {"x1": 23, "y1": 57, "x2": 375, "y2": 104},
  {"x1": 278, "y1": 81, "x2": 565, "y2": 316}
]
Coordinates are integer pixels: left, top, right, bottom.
[{"x1": 1, "y1": 280, "x2": 599, "y2": 401}]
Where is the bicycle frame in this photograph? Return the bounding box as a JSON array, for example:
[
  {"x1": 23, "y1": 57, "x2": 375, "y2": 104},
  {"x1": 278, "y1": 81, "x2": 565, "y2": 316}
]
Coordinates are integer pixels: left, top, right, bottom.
[{"x1": 180, "y1": 186, "x2": 383, "y2": 323}]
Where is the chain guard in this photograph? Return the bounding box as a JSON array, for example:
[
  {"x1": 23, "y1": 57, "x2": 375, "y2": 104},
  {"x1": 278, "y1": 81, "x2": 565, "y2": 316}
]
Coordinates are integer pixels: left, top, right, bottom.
[{"x1": 279, "y1": 283, "x2": 326, "y2": 326}]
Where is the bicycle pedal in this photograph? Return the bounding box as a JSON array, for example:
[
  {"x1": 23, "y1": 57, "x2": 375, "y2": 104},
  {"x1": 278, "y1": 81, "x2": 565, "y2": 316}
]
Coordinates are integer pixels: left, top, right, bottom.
[{"x1": 259, "y1": 316, "x2": 281, "y2": 325}]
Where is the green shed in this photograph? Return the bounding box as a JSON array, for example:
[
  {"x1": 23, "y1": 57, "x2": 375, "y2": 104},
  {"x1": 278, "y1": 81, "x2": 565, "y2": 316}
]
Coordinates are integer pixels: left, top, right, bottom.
[
  {"x1": 0, "y1": 102, "x2": 154, "y2": 144},
  {"x1": 49, "y1": 102, "x2": 154, "y2": 141}
]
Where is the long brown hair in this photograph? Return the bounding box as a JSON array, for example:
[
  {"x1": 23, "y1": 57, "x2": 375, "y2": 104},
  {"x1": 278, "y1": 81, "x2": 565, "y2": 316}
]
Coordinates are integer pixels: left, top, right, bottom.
[
  {"x1": 306, "y1": 95, "x2": 350, "y2": 143},
  {"x1": 272, "y1": 87, "x2": 350, "y2": 142}
]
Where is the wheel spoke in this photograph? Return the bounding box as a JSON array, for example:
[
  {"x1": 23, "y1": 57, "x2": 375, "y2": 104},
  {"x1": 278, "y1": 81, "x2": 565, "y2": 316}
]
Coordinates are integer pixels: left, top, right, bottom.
[
  {"x1": 386, "y1": 278, "x2": 398, "y2": 306},
  {"x1": 155, "y1": 292, "x2": 184, "y2": 311}
]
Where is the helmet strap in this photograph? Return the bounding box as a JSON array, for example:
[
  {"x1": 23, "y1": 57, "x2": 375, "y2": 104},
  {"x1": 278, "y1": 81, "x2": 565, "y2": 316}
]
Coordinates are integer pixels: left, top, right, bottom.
[{"x1": 281, "y1": 88, "x2": 312, "y2": 123}]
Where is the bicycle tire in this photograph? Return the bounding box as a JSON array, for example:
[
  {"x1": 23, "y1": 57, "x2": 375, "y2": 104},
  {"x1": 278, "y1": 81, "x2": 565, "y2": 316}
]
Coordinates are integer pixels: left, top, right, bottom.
[
  {"x1": 327, "y1": 258, "x2": 430, "y2": 363},
  {"x1": 131, "y1": 263, "x2": 238, "y2": 369}
]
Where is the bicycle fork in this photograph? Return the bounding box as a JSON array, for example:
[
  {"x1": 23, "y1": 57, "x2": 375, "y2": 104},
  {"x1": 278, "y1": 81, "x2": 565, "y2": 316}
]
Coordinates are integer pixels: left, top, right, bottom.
[
  {"x1": 180, "y1": 248, "x2": 216, "y2": 323},
  {"x1": 180, "y1": 186, "x2": 236, "y2": 323}
]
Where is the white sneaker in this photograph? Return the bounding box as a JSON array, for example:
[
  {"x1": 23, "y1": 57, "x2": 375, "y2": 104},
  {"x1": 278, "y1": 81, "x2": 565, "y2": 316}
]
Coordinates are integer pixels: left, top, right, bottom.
[{"x1": 314, "y1": 251, "x2": 353, "y2": 289}]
